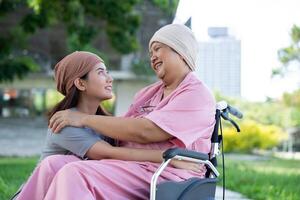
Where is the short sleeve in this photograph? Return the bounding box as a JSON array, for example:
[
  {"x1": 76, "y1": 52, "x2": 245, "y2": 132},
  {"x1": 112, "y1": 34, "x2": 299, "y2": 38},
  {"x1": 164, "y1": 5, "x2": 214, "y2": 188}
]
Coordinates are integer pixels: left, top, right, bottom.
[
  {"x1": 144, "y1": 88, "x2": 216, "y2": 148},
  {"x1": 48, "y1": 127, "x2": 102, "y2": 159}
]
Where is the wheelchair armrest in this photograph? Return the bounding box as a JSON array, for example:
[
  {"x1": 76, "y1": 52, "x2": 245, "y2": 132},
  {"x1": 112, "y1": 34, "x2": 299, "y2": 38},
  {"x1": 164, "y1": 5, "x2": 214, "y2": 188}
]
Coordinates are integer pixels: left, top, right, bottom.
[{"x1": 163, "y1": 148, "x2": 209, "y2": 161}]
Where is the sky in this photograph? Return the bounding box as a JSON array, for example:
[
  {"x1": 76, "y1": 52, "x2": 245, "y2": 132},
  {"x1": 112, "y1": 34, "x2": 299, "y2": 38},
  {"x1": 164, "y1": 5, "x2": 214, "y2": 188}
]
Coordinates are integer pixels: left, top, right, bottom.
[{"x1": 173, "y1": 0, "x2": 300, "y2": 101}]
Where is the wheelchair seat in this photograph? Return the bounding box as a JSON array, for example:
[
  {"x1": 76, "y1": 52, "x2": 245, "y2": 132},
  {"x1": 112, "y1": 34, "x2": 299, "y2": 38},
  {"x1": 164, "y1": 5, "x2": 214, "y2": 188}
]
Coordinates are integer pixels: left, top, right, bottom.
[{"x1": 156, "y1": 177, "x2": 217, "y2": 200}]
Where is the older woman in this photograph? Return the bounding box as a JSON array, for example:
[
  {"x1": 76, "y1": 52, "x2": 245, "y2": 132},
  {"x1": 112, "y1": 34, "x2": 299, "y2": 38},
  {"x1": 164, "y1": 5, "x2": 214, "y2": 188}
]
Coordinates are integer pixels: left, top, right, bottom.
[{"x1": 17, "y1": 24, "x2": 216, "y2": 200}]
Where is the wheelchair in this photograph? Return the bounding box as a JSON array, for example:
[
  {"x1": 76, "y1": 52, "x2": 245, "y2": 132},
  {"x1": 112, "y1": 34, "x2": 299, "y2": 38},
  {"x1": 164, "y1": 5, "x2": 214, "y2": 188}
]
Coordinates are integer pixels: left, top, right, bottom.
[{"x1": 151, "y1": 101, "x2": 243, "y2": 200}]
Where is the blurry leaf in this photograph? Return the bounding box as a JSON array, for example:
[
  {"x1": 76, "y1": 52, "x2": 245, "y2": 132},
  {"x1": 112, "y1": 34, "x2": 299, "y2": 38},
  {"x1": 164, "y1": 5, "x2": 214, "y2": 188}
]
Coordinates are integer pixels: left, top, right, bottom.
[
  {"x1": 131, "y1": 58, "x2": 155, "y2": 77},
  {"x1": 0, "y1": 0, "x2": 176, "y2": 82},
  {"x1": 277, "y1": 24, "x2": 300, "y2": 75},
  {"x1": 151, "y1": 0, "x2": 179, "y2": 16},
  {"x1": 0, "y1": 56, "x2": 39, "y2": 82},
  {"x1": 223, "y1": 119, "x2": 287, "y2": 153}
]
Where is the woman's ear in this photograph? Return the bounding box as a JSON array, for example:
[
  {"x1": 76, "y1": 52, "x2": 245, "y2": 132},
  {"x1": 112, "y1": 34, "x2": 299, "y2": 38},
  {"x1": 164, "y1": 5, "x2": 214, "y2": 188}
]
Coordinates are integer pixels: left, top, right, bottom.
[{"x1": 74, "y1": 78, "x2": 86, "y2": 91}]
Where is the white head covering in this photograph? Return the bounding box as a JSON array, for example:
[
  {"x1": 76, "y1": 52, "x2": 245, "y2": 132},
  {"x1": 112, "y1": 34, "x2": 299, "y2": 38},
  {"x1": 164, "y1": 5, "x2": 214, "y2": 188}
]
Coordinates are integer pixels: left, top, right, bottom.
[{"x1": 149, "y1": 24, "x2": 199, "y2": 71}]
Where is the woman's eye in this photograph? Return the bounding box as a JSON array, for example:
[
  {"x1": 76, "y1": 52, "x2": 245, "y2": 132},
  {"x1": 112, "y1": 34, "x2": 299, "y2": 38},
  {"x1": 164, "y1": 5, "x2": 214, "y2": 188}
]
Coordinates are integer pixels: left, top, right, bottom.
[{"x1": 98, "y1": 70, "x2": 109, "y2": 76}]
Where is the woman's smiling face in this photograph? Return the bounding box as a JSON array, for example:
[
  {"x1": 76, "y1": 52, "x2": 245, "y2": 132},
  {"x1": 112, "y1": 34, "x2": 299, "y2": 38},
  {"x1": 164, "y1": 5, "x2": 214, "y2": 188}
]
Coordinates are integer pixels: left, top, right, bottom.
[
  {"x1": 83, "y1": 62, "x2": 113, "y2": 101},
  {"x1": 149, "y1": 42, "x2": 188, "y2": 82}
]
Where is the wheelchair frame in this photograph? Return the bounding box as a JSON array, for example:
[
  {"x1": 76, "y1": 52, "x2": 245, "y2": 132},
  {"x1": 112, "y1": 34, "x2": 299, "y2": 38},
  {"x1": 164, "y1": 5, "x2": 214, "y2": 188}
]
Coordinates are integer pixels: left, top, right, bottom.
[{"x1": 150, "y1": 101, "x2": 242, "y2": 200}]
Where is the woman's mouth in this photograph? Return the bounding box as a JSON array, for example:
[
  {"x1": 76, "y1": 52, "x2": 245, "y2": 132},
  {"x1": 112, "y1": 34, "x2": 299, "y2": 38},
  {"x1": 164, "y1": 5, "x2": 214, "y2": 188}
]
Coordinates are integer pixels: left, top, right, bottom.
[
  {"x1": 154, "y1": 62, "x2": 163, "y2": 71},
  {"x1": 105, "y1": 86, "x2": 112, "y2": 91}
]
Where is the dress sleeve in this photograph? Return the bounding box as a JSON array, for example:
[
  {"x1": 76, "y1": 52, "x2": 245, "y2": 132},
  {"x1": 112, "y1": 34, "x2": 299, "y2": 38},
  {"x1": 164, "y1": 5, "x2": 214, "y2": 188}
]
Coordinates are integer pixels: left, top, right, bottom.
[
  {"x1": 144, "y1": 88, "x2": 216, "y2": 148},
  {"x1": 48, "y1": 127, "x2": 102, "y2": 159}
]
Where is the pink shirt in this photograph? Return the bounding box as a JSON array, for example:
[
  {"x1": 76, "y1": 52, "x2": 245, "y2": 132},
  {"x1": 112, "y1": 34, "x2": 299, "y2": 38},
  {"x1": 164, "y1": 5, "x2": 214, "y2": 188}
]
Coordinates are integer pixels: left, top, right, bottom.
[{"x1": 122, "y1": 72, "x2": 216, "y2": 154}]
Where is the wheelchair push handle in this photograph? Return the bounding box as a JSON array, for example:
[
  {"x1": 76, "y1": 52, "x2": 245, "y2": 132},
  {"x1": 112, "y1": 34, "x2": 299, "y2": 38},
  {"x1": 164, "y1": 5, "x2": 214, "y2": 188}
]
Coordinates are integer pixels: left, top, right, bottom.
[
  {"x1": 227, "y1": 104, "x2": 243, "y2": 119},
  {"x1": 217, "y1": 100, "x2": 243, "y2": 119},
  {"x1": 217, "y1": 101, "x2": 243, "y2": 132}
]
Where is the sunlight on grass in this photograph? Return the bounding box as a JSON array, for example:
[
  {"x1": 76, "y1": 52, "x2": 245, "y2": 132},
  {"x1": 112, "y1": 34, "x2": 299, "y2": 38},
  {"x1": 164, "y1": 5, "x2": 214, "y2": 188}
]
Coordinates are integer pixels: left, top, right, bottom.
[
  {"x1": 0, "y1": 157, "x2": 38, "y2": 200},
  {"x1": 220, "y1": 157, "x2": 300, "y2": 200},
  {"x1": 253, "y1": 165, "x2": 300, "y2": 175}
]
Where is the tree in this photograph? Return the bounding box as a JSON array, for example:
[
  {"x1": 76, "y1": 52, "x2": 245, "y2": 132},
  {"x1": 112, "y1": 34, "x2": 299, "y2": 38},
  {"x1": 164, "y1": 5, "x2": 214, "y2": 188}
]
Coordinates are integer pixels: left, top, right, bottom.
[
  {"x1": 0, "y1": 0, "x2": 141, "y2": 82},
  {"x1": 282, "y1": 89, "x2": 300, "y2": 127},
  {"x1": 273, "y1": 25, "x2": 300, "y2": 76},
  {"x1": 0, "y1": 0, "x2": 178, "y2": 83},
  {"x1": 273, "y1": 25, "x2": 300, "y2": 127}
]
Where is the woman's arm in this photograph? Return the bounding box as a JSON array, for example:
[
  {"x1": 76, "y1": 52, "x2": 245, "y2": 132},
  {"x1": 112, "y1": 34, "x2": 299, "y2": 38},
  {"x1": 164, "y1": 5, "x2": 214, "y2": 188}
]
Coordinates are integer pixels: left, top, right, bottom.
[
  {"x1": 50, "y1": 111, "x2": 173, "y2": 143},
  {"x1": 86, "y1": 141, "x2": 204, "y2": 172},
  {"x1": 83, "y1": 115, "x2": 172, "y2": 143},
  {"x1": 86, "y1": 140, "x2": 164, "y2": 162}
]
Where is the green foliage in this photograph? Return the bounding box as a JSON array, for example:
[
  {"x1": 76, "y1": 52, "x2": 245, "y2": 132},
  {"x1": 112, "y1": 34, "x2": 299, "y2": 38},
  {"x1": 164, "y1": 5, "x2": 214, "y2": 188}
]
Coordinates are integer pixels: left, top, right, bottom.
[
  {"x1": 215, "y1": 92, "x2": 291, "y2": 128},
  {"x1": 0, "y1": 22, "x2": 37, "y2": 82},
  {"x1": 222, "y1": 157, "x2": 300, "y2": 200},
  {"x1": 101, "y1": 97, "x2": 116, "y2": 114},
  {"x1": 131, "y1": 58, "x2": 155, "y2": 77},
  {"x1": 223, "y1": 120, "x2": 287, "y2": 153},
  {"x1": 19, "y1": 0, "x2": 141, "y2": 53},
  {"x1": 274, "y1": 24, "x2": 300, "y2": 76},
  {"x1": 0, "y1": 157, "x2": 38, "y2": 200},
  {"x1": 0, "y1": 55, "x2": 39, "y2": 82},
  {"x1": 44, "y1": 88, "x2": 116, "y2": 114},
  {"x1": 0, "y1": 0, "x2": 179, "y2": 82},
  {"x1": 282, "y1": 89, "x2": 300, "y2": 107},
  {"x1": 0, "y1": 0, "x2": 143, "y2": 83},
  {"x1": 45, "y1": 89, "x2": 64, "y2": 110},
  {"x1": 215, "y1": 90, "x2": 300, "y2": 152},
  {"x1": 282, "y1": 89, "x2": 300, "y2": 126},
  {"x1": 0, "y1": 0, "x2": 25, "y2": 16},
  {"x1": 242, "y1": 101, "x2": 291, "y2": 128},
  {"x1": 151, "y1": 0, "x2": 179, "y2": 16}
]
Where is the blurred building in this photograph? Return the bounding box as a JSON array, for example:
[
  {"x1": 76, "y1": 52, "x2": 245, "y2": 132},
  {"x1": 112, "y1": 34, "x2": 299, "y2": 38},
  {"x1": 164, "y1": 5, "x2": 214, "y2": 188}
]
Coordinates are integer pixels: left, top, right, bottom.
[{"x1": 195, "y1": 27, "x2": 241, "y2": 97}]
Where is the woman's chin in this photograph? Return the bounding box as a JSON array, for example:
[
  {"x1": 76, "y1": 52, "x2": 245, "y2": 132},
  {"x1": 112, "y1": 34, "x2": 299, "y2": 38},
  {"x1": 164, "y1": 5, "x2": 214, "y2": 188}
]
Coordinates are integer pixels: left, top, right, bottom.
[
  {"x1": 104, "y1": 95, "x2": 113, "y2": 100},
  {"x1": 155, "y1": 71, "x2": 164, "y2": 79}
]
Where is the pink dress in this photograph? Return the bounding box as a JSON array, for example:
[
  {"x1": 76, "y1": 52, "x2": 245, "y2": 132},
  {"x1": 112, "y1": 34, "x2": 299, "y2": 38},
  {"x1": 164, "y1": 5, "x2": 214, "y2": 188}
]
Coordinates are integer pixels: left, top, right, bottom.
[{"x1": 17, "y1": 72, "x2": 216, "y2": 200}]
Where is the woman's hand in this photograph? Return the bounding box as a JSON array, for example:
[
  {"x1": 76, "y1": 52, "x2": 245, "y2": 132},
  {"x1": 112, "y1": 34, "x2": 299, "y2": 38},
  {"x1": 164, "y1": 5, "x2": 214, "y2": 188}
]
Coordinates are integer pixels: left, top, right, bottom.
[
  {"x1": 170, "y1": 160, "x2": 206, "y2": 173},
  {"x1": 49, "y1": 109, "x2": 88, "y2": 133}
]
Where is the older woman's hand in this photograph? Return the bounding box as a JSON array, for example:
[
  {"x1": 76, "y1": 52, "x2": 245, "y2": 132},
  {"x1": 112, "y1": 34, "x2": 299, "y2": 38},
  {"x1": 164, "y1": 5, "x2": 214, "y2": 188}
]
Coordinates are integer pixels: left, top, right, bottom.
[
  {"x1": 170, "y1": 160, "x2": 206, "y2": 173},
  {"x1": 49, "y1": 109, "x2": 87, "y2": 133}
]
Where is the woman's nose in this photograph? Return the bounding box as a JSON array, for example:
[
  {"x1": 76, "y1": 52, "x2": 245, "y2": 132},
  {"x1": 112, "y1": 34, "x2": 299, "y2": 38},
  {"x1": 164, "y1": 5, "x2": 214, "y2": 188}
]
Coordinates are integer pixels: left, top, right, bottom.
[
  {"x1": 150, "y1": 54, "x2": 157, "y2": 64},
  {"x1": 107, "y1": 74, "x2": 113, "y2": 83}
]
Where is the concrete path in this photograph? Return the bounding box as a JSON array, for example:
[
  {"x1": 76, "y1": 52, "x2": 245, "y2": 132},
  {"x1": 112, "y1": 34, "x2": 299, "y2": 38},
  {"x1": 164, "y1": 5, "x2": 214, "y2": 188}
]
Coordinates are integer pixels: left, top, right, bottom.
[
  {"x1": 0, "y1": 117, "x2": 46, "y2": 156},
  {"x1": 216, "y1": 186, "x2": 250, "y2": 200},
  {"x1": 0, "y1": 117, "x2": 250, "y2": 199}
]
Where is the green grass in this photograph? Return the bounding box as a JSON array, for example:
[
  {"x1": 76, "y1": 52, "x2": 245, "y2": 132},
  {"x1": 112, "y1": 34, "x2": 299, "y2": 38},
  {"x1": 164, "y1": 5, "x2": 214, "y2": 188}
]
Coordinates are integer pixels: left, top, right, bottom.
[
  {"x1": 0, "y1": 157, "x2": 38, "y2": 200},
  {"x1": 0, "y1": 156, "x2": 299, "y2": 200},
  {"x1": 218, "y1": 157, "x2": 300, "y2": 200}
]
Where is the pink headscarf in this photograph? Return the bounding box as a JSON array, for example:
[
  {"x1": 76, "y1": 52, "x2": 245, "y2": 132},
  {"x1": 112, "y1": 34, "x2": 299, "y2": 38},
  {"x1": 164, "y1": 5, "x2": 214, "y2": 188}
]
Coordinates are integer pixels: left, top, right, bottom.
[{"x1": 54, "y1": 51, "x2": 103, "y2": 96}]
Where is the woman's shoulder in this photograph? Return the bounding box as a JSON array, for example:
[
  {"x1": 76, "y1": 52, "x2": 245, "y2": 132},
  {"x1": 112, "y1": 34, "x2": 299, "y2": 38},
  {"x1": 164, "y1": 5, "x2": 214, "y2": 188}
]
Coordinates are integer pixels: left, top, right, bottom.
[
  {"x1": 134, "y1": 80, "x2": 163, "y2": 100},
  {"x1": 180, "y1": 73, "x2": 211, "y2": 92},
  {"x1": 47, "y1": 126, "x2": 94, "y2": 137},
  {"x1": 175, "y1": 73, "x2": 215, "y2": 103}
]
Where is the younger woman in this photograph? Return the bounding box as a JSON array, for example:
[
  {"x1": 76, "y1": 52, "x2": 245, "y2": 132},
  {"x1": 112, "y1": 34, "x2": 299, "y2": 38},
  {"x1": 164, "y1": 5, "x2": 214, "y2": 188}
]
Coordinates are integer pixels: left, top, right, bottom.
[{"x1": 40, "y1": 51, "x2": 115, "y2": 161}]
